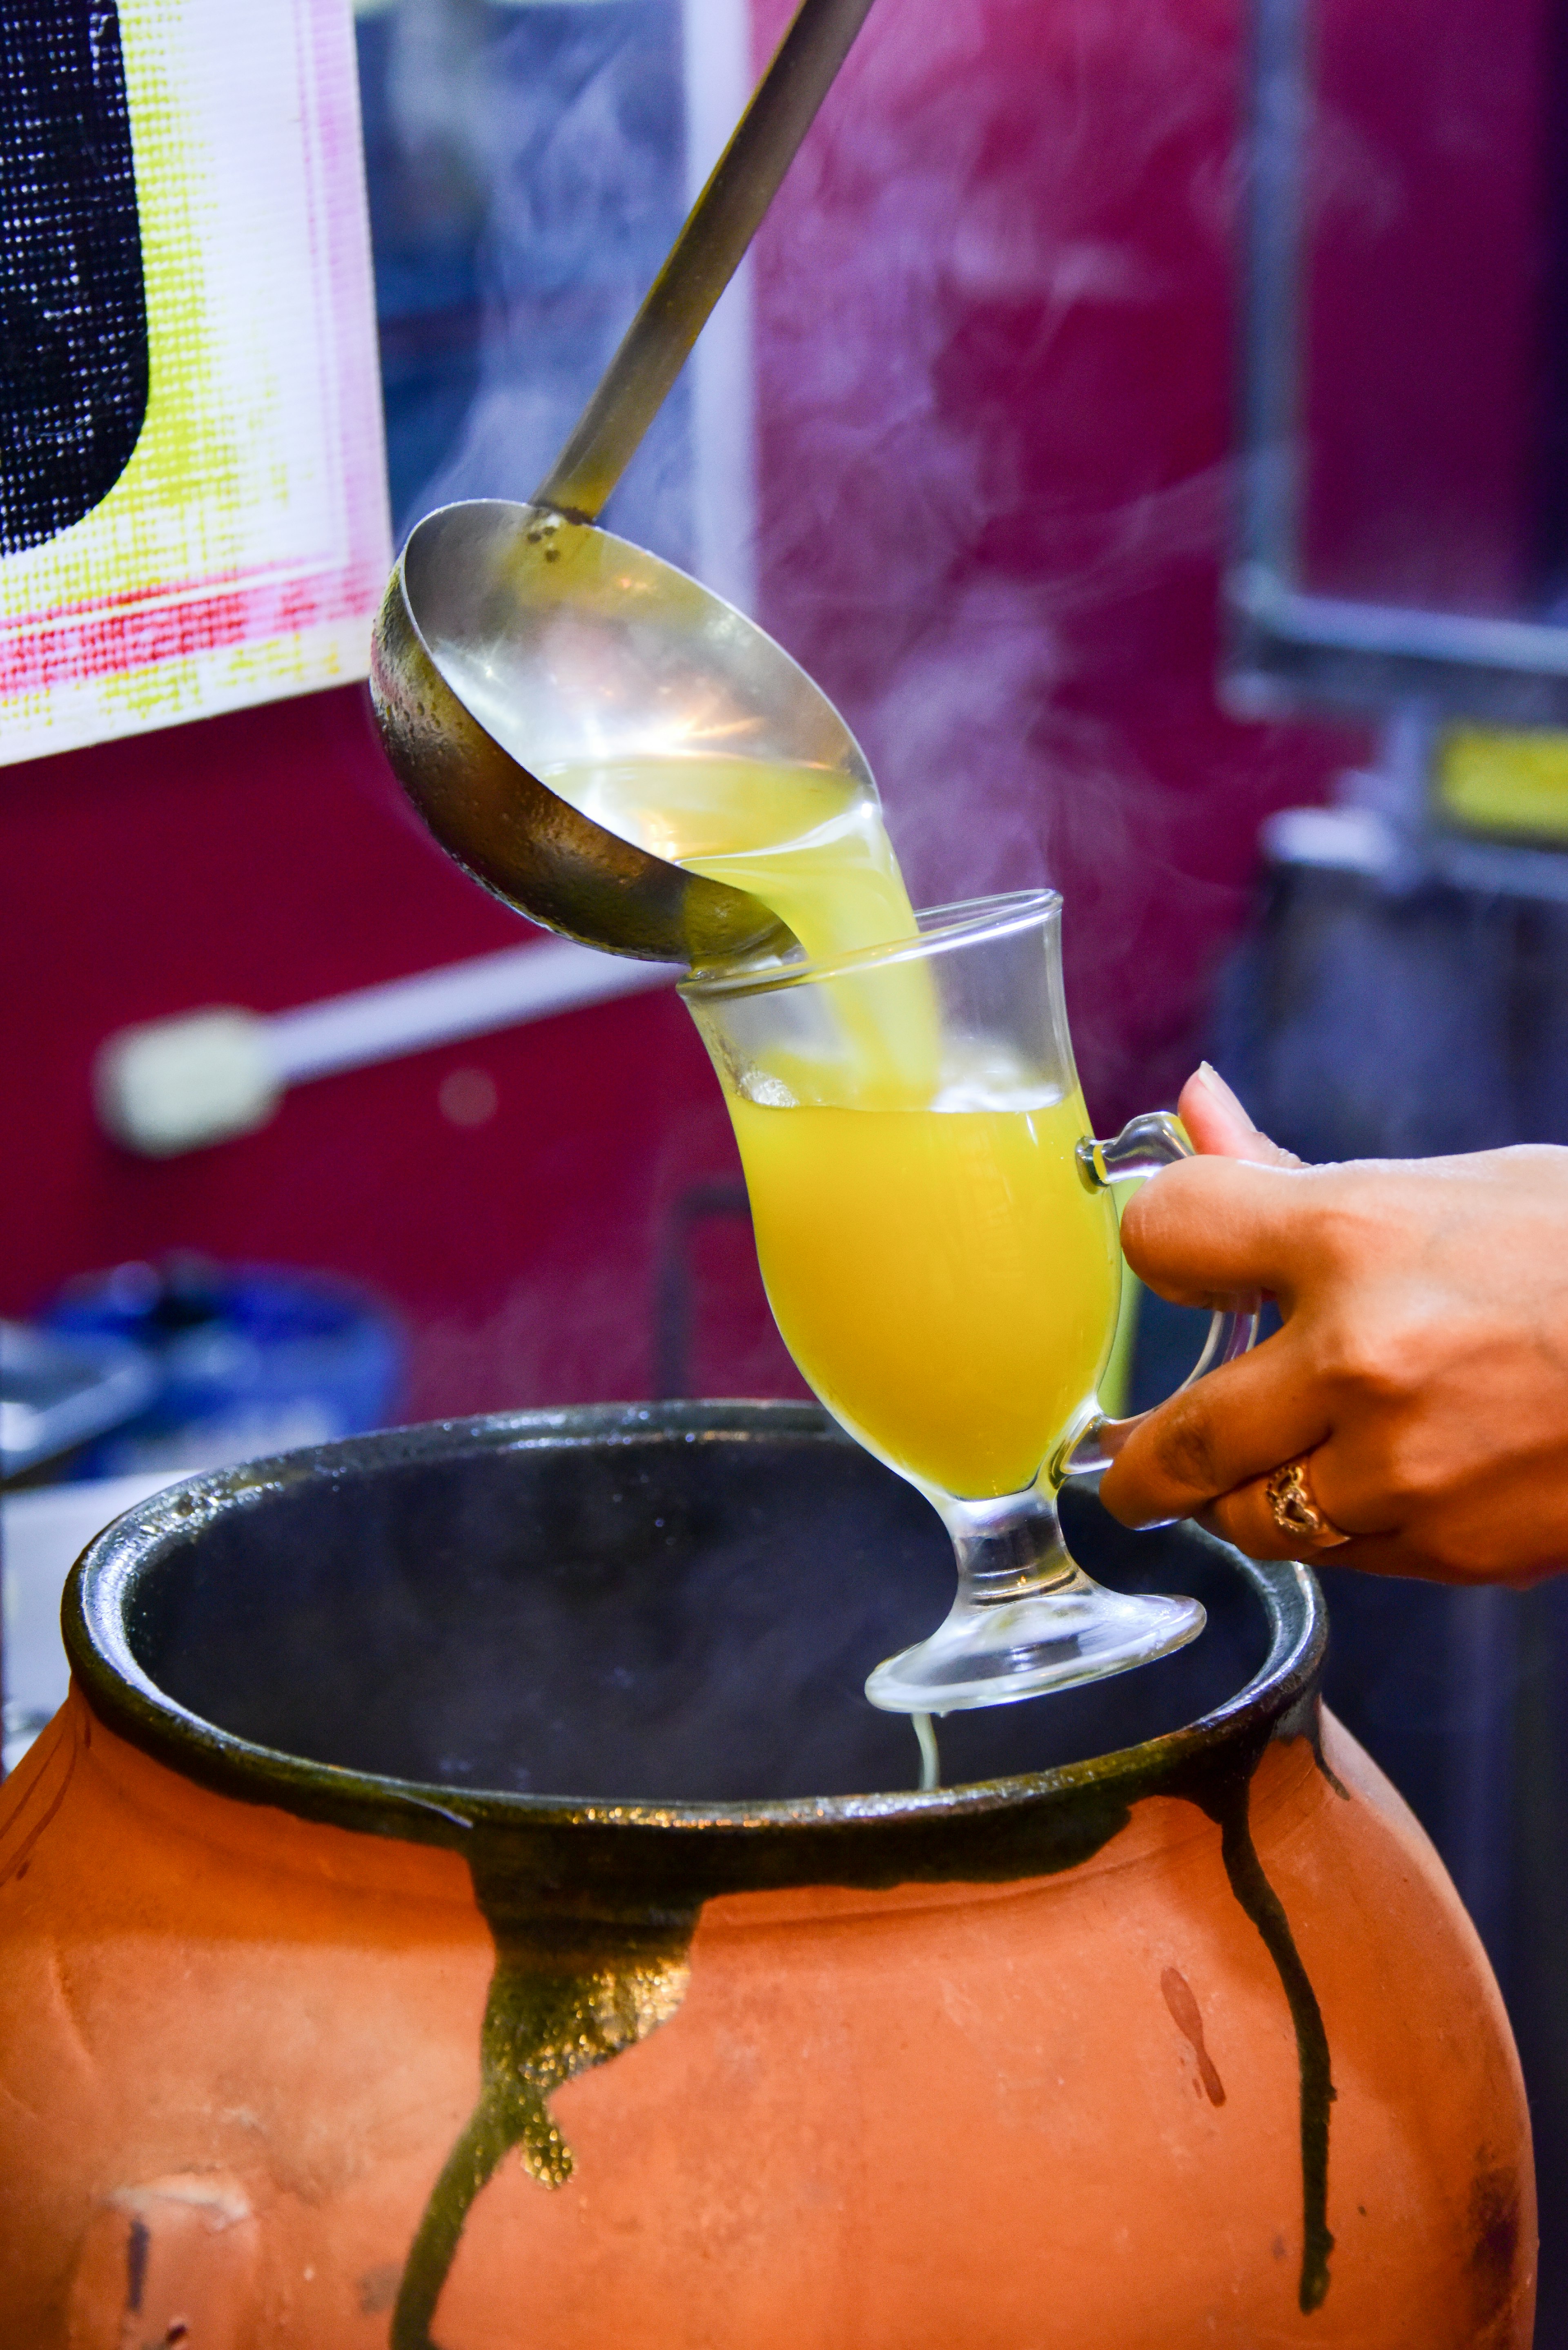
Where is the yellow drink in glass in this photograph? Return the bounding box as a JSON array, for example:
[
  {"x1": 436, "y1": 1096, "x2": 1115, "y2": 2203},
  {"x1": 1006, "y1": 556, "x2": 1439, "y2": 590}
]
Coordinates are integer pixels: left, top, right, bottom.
[
  {"x1": 731, "y1": 1089, "x2": 1120, "y2": 1500},
  {"x1": 539, "y1": 763, "x2": 1240, "y2": 1716},
  {"x1": 684, "y1": 894, "x2": 1234, "y2": 1716}
]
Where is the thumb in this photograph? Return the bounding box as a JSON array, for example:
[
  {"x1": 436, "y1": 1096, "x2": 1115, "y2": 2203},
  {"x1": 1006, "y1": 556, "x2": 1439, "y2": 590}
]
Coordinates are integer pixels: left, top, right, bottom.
[
  {"x1": 1119, "y1": 1152, "x2": 1305, "y2": 1305},
  {"x1": 1178, "y1": 1064, "x2": 1301, "y2": 1168}
]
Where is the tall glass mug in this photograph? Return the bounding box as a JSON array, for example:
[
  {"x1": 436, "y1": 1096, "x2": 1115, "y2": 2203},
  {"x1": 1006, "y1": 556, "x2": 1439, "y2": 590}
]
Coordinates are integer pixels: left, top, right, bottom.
[{"x1": 681, "y1": 892, "x2": 1258, "y2": 1717}]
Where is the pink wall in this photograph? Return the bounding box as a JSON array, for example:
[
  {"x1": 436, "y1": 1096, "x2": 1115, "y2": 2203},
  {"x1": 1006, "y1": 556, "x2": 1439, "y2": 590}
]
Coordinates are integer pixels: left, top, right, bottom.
[
  {"x1": 0, "y1": 0, "x2": 1360, "y2": 1418},
  {"x1": 748, "y1": 0, "x2": 1361, "y2": 1111},
  {"x1": 1301, "y1": 0, "x2": 1551, "y2": 613},
  {"x1": 0, "y1": 687, "x2": 792, "y2": 1414}
]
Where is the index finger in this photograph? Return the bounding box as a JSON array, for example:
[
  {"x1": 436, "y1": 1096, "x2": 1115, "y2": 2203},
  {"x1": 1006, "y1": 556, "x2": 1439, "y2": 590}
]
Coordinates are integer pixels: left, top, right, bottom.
[{"x1": 1098, "y1": 1324, "x2": 1330, "y2": 1529}]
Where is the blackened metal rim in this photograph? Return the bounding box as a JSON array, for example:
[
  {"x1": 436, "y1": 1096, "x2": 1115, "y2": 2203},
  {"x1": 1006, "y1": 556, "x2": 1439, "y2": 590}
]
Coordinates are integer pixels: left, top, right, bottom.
[{"x1": 62, "y1": 1401, "x2": 1325, "y2": 1884}]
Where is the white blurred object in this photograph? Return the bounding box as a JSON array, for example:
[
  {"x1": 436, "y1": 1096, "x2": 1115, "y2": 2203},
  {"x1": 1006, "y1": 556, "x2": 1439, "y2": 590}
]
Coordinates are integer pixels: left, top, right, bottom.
[
  {"x1": 95, "y1": 1012, "x2": 279, "y2": 1158},
  {"x1": 1259, "y1": 803, "x2": 1400, "y2": 876},
  {"x1": 2, "y1": 1469, "x2": 198, "y2": 1773},
  {"x1": 94, "y1": 938, "x2": 675, "y2": 1157}
]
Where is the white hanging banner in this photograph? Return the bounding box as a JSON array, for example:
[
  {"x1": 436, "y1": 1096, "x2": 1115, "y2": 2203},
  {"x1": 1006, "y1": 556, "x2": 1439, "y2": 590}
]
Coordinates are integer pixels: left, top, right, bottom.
[{"x1": 0, "y1": 0, "x2": 391, "y2": 763}]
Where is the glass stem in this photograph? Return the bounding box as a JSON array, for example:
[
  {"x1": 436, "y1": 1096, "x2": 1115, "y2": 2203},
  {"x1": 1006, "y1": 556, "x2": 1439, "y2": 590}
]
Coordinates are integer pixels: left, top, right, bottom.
[{"x1": 937, "y1": 1486, "x2": 1093, "y2": 1611}]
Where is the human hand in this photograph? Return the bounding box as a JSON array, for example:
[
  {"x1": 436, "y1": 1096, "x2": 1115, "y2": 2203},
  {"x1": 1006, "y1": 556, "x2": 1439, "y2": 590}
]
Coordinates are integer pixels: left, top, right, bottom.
[{"x1": 1097, "y1": 1064, "x2": 1568, "y2": 1584}]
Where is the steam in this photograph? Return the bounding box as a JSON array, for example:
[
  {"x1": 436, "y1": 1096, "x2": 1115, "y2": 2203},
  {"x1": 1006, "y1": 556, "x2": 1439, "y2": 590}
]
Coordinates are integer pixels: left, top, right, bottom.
[
  {"x1": 368, "y1": 0, "x2": 1299, "y2": 1124},
  {"x1": 376, "y1": 0, "x2": 698, "y2": 561},
  {"x1": 746, "y1": 0, "x2": 1343, "y2": 1117},
  {"x1": 360, "y1": 0, "x2": 1354, "y2": 1414},
  {"x1": 411, "y1": 1251, "x2": 652, "y2": 1419}
]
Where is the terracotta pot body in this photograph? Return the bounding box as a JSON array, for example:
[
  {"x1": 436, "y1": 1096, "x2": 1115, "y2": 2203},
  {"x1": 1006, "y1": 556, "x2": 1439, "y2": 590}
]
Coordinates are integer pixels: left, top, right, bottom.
[{"x1": 0, "y1": 1405, "x2": 1535, "y2": 2348}]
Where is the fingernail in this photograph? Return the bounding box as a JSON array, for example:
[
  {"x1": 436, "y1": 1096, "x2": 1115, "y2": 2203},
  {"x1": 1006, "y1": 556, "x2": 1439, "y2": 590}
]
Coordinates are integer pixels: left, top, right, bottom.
[{"x1": 1195, "y1": 1061, "x2": 1253, "y2": 1125}]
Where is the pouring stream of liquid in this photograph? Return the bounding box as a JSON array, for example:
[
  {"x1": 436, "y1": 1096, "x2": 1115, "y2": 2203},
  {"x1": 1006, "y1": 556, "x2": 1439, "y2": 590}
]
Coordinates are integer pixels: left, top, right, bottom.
[
  {"x1": 913, "y1": 1712, "x2": 940, "y2": 1790},
  {"x1": 540, "y1": 755, "x2": 916, "y2": 965}
]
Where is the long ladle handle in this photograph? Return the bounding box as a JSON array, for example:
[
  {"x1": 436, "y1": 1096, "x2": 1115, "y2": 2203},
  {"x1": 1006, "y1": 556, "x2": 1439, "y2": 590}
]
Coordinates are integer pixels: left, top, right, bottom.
[{"x1": 533, "y1": 0, "x2": 879, "y2": 524}]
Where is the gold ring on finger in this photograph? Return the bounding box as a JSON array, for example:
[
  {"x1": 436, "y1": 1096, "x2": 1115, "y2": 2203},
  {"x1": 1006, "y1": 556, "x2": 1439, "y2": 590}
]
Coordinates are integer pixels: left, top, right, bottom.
[{"x1": 1264, "y1": 1458, "x2": 1352, "y2": 1550}]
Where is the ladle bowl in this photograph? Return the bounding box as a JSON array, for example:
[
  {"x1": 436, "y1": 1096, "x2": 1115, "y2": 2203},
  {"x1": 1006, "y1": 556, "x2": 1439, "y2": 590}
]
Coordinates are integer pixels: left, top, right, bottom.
[
  {"x1": 371, "y1": 499, "x2": 877, "y2": 965},
  {"x1": 366, "y1": 0, "x2": 892, "y2": 965}
]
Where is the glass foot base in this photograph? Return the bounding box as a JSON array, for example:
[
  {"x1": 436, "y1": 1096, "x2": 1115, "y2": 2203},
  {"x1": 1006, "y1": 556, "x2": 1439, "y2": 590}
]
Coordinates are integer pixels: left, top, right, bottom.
[{"x1": 864, "y1": 1583, "x2": 1205, "y2": 1715}]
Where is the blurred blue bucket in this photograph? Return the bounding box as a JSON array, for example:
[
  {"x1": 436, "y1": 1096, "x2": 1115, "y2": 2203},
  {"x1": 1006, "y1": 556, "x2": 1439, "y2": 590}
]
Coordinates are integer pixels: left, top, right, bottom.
[{"x1": 42, "y1": 1257, "x2": 406, "y2": 1478}]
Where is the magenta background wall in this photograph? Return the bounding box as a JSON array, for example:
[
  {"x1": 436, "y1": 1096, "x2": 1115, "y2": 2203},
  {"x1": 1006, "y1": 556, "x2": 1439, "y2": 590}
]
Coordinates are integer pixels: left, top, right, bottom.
[
  {"x1": 0, "y1": 0, "x2": 1367, "y2": 1418},
  {"x1": 1300, "y1": 0, "x2": 1555, "y2": 613}
]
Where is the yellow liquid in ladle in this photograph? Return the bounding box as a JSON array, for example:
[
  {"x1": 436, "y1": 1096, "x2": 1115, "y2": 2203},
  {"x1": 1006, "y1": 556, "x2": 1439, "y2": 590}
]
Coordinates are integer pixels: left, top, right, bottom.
[
  {"x1": 544, "y1": 755, "x2": 915, "y2": 965},
  {"x1": 543, "y1": 755, "x2": 1119, "y2": 1501}
]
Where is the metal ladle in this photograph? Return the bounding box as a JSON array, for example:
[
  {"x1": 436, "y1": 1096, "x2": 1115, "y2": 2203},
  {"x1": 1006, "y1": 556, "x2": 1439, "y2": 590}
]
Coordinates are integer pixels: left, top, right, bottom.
[{"x1": 370, "y1": 0, "x2": 882, "y2": 967}]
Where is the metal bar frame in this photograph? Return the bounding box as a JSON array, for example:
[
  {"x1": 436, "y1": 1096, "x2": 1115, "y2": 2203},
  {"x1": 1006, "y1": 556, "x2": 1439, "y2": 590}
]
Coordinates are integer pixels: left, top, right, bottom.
[{"x1": 1226, "y1": 0, "x2": 1568, "y2": 728}]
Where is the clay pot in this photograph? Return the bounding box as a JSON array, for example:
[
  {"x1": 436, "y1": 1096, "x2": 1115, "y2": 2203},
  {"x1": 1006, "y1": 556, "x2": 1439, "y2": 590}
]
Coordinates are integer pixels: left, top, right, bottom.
[{"x1": 0, "y1": 1403, "x2": 1535, "y2": 2347}]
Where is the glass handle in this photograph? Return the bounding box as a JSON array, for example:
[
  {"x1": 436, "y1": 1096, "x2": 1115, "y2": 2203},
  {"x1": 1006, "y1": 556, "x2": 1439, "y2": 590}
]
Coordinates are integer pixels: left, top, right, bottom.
[{"x1": 1060, "y1": 1112, "x2": 1259, "y2": 1480}]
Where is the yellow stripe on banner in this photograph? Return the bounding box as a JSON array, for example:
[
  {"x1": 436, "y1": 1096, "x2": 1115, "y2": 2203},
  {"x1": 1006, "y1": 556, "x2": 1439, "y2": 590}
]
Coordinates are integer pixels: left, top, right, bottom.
[{"x1": 1438, "y1": 728, "x2": 1568, "y2": 844}]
